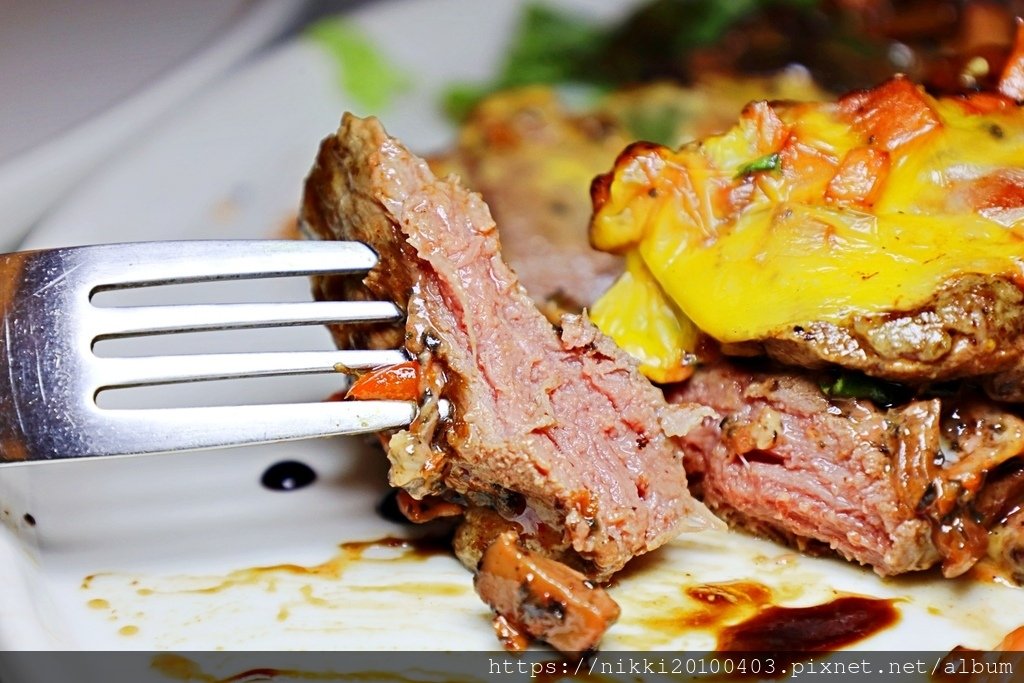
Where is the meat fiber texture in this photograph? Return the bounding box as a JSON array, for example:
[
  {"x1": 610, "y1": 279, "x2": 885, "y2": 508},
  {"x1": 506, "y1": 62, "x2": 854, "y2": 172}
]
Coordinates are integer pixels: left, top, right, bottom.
[
  {"x1": 427, "y1": 88, "x2": 628, "y2": 312},
  {"x1": 301, "y1": 114, "x2": 721, "y2": 580},
  {"x1": 668, "y1": 361, "x2": 940, "y2": 576},
  {"x1": 671, "y1": 360, "x2": 1024, "y2": 578}
]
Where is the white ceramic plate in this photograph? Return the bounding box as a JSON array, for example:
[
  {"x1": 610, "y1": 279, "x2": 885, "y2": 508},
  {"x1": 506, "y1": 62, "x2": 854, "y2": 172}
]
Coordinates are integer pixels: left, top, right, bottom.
[
  {"x1": 0, "y1": 0, "x2": 304, "y2": 249},
  {"x1": 1, "y1": 0, "x2": 1023, "y2": 665}
]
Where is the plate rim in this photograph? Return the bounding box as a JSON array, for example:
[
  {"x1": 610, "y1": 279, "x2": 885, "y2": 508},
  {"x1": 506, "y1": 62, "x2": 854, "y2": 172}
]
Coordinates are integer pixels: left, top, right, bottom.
[{"x1": 0, "y1": 0, "x2": 306, "y2": 249}]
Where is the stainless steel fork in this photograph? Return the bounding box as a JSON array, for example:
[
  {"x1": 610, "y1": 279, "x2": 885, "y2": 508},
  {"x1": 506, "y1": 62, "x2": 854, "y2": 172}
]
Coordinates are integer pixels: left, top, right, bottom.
[{"x1": 0, "y1": 240, "x2": 413, "y2": 463}]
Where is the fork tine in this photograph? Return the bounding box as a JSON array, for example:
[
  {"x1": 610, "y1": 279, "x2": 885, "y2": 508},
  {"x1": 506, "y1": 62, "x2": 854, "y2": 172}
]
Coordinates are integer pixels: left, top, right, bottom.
[
  {"x1": 81, "y1": 240, "x2": 379, "y2": 291},
  {"x1": 99, "y1": 401, "x2": 417, "y2": 454},
  {"x1": 90, "y1": 301, "x2": 402, "y2": 339},
  {"x1": 95, "y1": 349, "x2": 409, "y2": 388}
]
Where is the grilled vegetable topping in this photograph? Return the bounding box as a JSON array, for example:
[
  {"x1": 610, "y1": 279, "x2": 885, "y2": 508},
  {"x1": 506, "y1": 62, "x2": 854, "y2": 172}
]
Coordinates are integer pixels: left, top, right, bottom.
[
  {"x1": 345, "y1": 360, "x2": 421, "y2": 401},
  {"x1": 591, "y1": 75, "x2": 1024, "y2": 378}
]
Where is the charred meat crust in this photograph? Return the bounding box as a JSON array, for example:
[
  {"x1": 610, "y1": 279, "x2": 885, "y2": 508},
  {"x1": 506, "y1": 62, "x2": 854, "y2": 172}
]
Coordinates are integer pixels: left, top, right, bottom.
[
  {"x1": 302, "y1": 132, "x2": 417, "y2": 353},
  {"x1": 453, "y1": 506, "x2": 579, "y2": 573},
  {"x1": 762, "y1": 274, "x2": 1024, "y2": 388}
]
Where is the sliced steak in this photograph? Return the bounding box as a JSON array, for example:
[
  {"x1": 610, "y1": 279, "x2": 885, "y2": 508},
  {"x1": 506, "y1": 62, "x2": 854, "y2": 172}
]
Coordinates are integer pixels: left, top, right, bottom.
[
  {"x1": 429, "y1": 88, "x2": 627, "y2": 312},
  {"x1": 301, "y1": 114, "x2": 721, "y2": 581},
  {"x1": 669, "y1": 360, "x2": 1024, "y2": 578},
  {"x1": 668, "y1": 361, "x2": 939, "y2": 575}
]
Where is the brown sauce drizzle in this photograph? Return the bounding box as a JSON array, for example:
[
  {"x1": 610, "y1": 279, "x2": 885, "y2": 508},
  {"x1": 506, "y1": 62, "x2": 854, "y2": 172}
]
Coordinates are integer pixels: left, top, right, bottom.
[
  {"x1": 636, "y1": 580, "x2": 898, "y2": 671},
  {"x1": 338, "y1": 534, "x2": 452, "y2": 559},
  {"x1": 260, "y1": 460, "x2": 317, "y2": 492},
  {"x1": 81, "y1": 535, "x2": 453, "y2": 598},
  {"x1": 717, "y1": 595, "x2": 899, "y2": 651},
  {"x1": 179, "y1": 535, "x2": 452, "y2": 594},
  {"x1": 125, "y1": 553, "x2": 894, "y2": 667},
  {"x1": 637, "y1": 581, "x2": 776, "y2": 636}
]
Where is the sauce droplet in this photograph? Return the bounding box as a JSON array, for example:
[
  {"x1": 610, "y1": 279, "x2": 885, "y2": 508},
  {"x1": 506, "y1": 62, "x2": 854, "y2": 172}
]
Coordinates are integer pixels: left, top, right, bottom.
[
  {"x1": 717, "y1": 595, "x2": 899, "y2": 651},
  {"x1": 260, "y1": 461, "x2": 317, "y2": 492}
]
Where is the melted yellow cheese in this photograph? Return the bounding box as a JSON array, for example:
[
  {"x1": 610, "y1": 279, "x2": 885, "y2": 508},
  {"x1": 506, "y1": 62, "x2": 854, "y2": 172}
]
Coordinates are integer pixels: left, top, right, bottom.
[
  {"x1": 591, "y1": 80, "x2": 1024, "y2": 374},
  {"x1": 590, "y1": 252, "x2": 699, "y2": 383}
]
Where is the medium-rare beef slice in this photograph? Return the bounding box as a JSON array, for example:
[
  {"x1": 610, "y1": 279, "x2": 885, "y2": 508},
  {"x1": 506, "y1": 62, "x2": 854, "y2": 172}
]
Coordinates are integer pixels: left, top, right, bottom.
[
  {"x1": 668, "y1": 361, "x2": 939, "y2": 575},
  {"x1": 427, "y1": 88, "x2": 626, "y2": 312},
  {"x1": 671, "y1": 360, "x2": 1024, "y2": 577},
  {"x1": 301, "y1": 114, "x2": 721, "y2": 579}
]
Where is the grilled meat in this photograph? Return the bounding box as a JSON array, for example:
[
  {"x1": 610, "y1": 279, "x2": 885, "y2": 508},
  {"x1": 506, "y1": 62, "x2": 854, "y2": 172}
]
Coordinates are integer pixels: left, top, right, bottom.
[
  {"x1": 762, "y1": 273, "x2": 1024, "y2": 384},
  {"x1": 669, "y1": 361, "x2": 939, "y2": 575},
  {"x1": 301, "y1": 116, "x2": 722, "y2": 641},
  {"x1": 669, "y1": 360, "x2": 1024, "y2": 578},
  {"x1": 428, "y1": 88, "x2": 628, "y2": 313}
]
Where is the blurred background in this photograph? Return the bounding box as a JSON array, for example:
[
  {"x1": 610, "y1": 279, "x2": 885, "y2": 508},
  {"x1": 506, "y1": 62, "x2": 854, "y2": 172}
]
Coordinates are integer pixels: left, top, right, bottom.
[
  {"x1": 7, "y1": 0, "x2": 1024, "y2": 253},
  {"x1": 0, "y1": 0, "x2": 360, "y2": 248}
]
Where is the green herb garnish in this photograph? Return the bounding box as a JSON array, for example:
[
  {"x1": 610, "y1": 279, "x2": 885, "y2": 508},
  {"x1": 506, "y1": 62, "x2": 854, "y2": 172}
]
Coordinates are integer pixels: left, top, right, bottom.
[
  {"x1": 819, "y1": 372, "x2": 910, "y2": 408},
  {"x1": 443, "y1": 4, "x2": 607, "y2": 121},
  {"x1": 442, "y1": 0, "x2": 823, "y2": 122},
  {"x1": 736, "y1": 153, "x2": 782, "y2": 178},
  {"x1": 307, "y1": 19, "x2": 410, "y2": 112}
]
